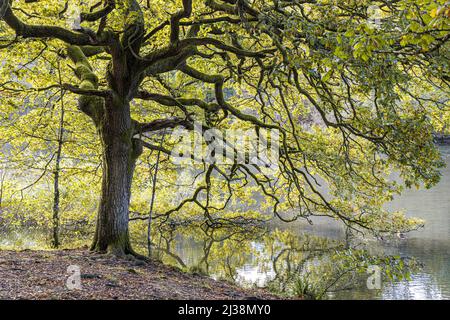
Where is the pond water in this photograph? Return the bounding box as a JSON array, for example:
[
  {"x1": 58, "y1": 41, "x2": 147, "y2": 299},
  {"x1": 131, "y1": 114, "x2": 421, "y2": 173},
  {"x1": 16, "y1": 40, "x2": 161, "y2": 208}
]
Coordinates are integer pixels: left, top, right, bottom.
[
  {"x1": 336, "y1": 145, "x2": 450, "y2": 300},
  {"x1": 1, "y1": 148, "x2": 448, "y2": 300},
  {"x1": 164, "y1": 146, "x2": 450, "y2": 300}
]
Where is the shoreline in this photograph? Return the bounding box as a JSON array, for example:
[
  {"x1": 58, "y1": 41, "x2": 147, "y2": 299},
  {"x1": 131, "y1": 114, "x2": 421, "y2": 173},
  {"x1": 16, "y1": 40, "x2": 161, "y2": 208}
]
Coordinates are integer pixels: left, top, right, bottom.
[{"x1": 0, "y1": 249, "x2": 280, "y2": 300}]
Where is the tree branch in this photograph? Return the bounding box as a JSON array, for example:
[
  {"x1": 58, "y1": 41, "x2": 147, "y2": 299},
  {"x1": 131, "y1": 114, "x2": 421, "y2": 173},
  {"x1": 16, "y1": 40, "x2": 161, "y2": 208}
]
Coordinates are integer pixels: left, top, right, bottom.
[
  {"x1": 170, "y1": 0, "x2": 193, "y2": 43},
  {"x1": 135, "y1": 91, "x2": 220, "y2": 112},
  {"x1": 135, "y1": 117, "x2": 193, "y2": 134},
  {"x1": 0, "y1": 1, "x2": 109, "y2": 46},
  {"x1": 81, "y1": 0, "x2": 116, "y2": 22}
]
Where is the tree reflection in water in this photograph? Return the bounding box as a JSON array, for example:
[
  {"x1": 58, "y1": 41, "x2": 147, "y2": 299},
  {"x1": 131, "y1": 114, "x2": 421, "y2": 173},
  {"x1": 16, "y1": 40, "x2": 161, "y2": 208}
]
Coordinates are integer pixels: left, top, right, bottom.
[{"x1": 133, "y1": 217, "x2": 418, "y2": 299}]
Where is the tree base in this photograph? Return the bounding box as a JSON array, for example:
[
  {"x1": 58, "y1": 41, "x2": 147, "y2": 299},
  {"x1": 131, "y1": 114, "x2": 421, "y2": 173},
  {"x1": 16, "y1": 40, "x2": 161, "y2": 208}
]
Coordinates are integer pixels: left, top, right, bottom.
[{"x1": 89, "y1": 241, "x2": 149, "y2": 262}]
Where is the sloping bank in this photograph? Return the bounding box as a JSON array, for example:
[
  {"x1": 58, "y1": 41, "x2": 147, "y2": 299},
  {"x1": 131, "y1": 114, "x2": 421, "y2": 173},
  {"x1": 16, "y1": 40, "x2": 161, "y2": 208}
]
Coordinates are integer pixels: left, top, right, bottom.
[{"x1": 0, "y1": 249, "x2": 278, "y2": 300}]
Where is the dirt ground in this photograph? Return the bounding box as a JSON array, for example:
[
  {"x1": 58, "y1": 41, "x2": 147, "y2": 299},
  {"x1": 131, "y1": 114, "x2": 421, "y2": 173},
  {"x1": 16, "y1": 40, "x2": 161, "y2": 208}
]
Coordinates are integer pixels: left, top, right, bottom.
[{"x1": 0, "y1": 249, "x2": 279, "y2": 300}]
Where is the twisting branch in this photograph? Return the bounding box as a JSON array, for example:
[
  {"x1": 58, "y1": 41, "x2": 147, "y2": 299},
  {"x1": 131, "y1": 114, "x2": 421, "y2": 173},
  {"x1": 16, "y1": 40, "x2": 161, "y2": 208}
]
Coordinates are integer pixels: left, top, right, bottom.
[
  {"x1": 66, "y1": 45, "x2": 105, "y2": 123},
  {"x1": 135, "y1": 117, "x2": 193, "y2": 134},
  {"x1": 135, "y1": 91, "x2": 221, "y2": 112},
  {"x1": 170, "y1": 0, "x2": 193, "y2": 43},
  {"x1": 0, "y1": 1, "x2": 111, "y2": 46},
  {"x1": 81, "y1": 0, "x2": 116, "y2": 22}
]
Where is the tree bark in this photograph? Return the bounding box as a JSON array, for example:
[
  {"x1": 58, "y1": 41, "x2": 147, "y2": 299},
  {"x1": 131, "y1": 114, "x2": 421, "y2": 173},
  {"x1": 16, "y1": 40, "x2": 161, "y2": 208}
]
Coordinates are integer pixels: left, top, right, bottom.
[
  {"x1": 66, "y1": 44, "x2": 146, "y2": 256},
  {"x1": 52, "y1": 61, "x2": 65, "y2": 249},
  {"x1": 52, "y1": 106, "x2": 63, "y2": 248},
  {"x1": 90, "y1": 98, "x2": 142, "y2": 256}
]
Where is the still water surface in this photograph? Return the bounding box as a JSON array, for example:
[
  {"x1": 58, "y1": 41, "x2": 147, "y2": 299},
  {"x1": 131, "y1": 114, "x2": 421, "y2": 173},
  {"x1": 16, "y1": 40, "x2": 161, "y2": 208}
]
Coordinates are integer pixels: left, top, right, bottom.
[
  {"x1": 170, "y1": 146, "x2": 450, "y2": 300},
  {"x1": 1, "y1": 149, "x2": 448, "y2": 300}
]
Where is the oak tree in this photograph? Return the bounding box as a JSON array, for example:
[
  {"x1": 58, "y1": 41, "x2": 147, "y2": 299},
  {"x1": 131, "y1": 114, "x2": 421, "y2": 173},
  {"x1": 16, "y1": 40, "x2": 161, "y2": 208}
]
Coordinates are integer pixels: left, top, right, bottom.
[{"x1": 0, "y1": 0, "x2": 449, "y2": 256}]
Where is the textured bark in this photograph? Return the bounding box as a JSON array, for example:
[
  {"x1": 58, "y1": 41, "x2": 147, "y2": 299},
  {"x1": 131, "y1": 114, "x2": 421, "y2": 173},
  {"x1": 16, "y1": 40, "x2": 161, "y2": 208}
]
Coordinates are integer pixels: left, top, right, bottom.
[
  {"x1": 90, "y1": 98, "x2": 142, "y2": 255},
  {"x1": 66, "y1": 45, "x2": 143, "y2": 256}
]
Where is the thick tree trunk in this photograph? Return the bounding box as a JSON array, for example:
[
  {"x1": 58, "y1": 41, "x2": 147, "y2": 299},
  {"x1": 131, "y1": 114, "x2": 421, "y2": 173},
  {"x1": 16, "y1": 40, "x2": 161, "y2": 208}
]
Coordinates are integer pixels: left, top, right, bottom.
[{"x1": 90, "y1": 99, "x2": 142, "y2": 256}]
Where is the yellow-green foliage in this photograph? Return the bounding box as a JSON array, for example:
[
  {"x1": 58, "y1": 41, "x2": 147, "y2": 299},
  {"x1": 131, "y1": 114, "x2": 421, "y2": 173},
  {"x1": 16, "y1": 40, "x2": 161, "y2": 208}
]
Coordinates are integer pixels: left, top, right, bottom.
[{"x1": 0, "y1": 0, "x2": 448, "y2": 247}]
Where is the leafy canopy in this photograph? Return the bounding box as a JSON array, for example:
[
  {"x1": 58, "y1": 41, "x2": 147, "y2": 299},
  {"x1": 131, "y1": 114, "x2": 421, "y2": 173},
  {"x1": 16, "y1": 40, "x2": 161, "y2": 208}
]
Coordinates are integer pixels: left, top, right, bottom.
[{"x1": 0, "y1": 0, "x2": 449, "y2": 236}]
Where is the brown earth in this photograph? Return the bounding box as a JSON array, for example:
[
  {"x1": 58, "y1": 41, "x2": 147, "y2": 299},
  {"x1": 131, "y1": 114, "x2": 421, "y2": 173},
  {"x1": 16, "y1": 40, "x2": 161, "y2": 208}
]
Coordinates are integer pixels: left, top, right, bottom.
[{"x1": 0, "y1": 249, "x2": 279, "y2": 300}]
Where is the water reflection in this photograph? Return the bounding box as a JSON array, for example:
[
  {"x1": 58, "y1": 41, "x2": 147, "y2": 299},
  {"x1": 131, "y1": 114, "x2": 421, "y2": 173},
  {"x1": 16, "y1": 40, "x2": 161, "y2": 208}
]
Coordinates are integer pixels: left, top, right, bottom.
[
  {"x1": 149, "y1": 226, "x2": 414, "y2": 299},
  {"x1": 152, "y1": 146, "x2": 450, "y2": 300},
  {"x1": 2, "y1": 151, "x2": 448, "y2": 300}
]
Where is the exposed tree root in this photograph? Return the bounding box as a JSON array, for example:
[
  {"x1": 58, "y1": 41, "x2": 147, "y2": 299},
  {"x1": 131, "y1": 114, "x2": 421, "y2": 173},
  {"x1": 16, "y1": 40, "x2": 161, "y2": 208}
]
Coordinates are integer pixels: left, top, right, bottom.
[{"x1": 89, "y1": 241, "x2": 150, "y2": 262}]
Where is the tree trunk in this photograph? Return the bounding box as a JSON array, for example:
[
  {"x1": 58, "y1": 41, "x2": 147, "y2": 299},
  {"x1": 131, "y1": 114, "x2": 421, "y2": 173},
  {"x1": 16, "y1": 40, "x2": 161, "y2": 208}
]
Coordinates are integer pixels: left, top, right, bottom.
[
  {"x1": 90, "y1": 99, "x2": 142, "y2": 256},
  {"x1": 52, "y1": 64, "x2": 64, "y2": 248},
  {"x1": 52, "y1": 112, "x2": 63, "y2": 248}
]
